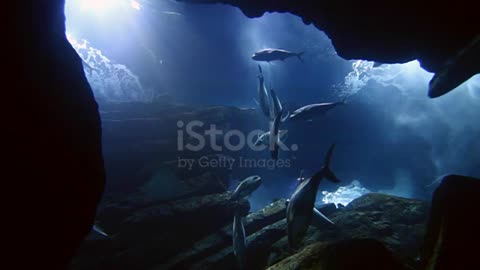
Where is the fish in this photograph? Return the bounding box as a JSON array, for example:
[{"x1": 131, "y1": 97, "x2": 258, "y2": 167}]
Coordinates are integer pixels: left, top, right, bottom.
[
  {"x1": 289, "y1": 100, "x2": 345, "y2": 121},
  {"x1": 252, "y1": 48, "x2": 305, "y2": 63},
  {"x1": 161, "y1": 11, "x2": 184, "y2": 16},
  {"x1": 254, "y1": 130, "x2": 288, "y2": 146},
  {"x1": 286, "y1": 144, "x2": 341, "y2": 248},
  {"x1": 256, "y1": 65, "x2": 271, "y2": 118},
  {"x1": 230, "y1": 175, "x2": 262, "y2": 201},
  {"x1": 269, "y1": 112, "x2": 282, "y2": 160},
  {"x1": 269, "y1": 88, "x2": 290, "y2": 122},
  {"x1": 232, "y1": 209, "x2": 247, "y2": 269}
]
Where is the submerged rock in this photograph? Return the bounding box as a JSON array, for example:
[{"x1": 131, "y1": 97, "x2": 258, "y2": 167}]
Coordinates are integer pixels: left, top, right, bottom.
[
  {"x1": 163, "y1": 193, "x2": 428, "y2": 270},
  {"x1": 71, "y1": 192, "x2": 249, "y2": 270},
  {"x1": 268, "y1": 193, "x2": 428, "y2": 266},
  {"x1": 267, "y1": 239, "x2": 407, "y2": 270},
  {"x1": 420, "y1": 174, "x2": 480, "y2": 270},
  {"x1": 160, "y1": 199, "x2": 287, "y2": 269},
  {"x1": 72, "y1": 191, "x2": 432, "y2": 270}
]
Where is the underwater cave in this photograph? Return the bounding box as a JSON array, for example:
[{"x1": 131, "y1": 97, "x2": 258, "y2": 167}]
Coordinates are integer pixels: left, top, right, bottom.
[{"x1": 9, "y1": 0, "x2": 480, "y2": 269}]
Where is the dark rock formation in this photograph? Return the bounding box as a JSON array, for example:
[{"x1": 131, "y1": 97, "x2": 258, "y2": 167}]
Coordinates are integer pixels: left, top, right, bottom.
[
  {"x1": 71, "y1": 192, "x2": 249, "y2": 270},
  {"x1": 267, "y1": 239, "x2": 407, "y2": 270},
  {"x1": 10, "y1": 1, "x2": 105, "y2": 268},
  {"x1": 180, "y1": 0, "x2": 479, "y2": 96},
  {"x1": 268, "y1": 193, "x2": 428, "y2": 266},
  {"x1": 420, "y1": 175, "x2": 480, "y2": 270},
  {"x1": 162, "y1": 199, "x2": 288, "y2": 269},
  {"x1": 71, "y1": 193, "x2": 428, "y2": 269}
]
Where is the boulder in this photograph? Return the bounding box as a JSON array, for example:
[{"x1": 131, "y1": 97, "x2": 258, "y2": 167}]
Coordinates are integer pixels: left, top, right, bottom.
[
  {"x1": 160, "y1": 199, "x2": 287, "y2": 269},
  {"x1": 71, "y1": 192, "x2": 249, "y2": 270},
  {"x1": 420, "y1": 174, "x2": 480, "y2": 270},
  {"x1": 267, "y1": 239, "x2": 408, "y2": 270},
  {"x1": 269, "y1": 193, "x2": 428, "y2": 266}
]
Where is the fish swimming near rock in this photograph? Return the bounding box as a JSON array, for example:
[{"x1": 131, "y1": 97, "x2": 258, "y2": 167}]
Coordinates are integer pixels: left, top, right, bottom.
[
  {"x1": 230, "y1": 175, "x2": 262, "y2": 201},
  {"x1": 289, "y1": 100, "x2": 346, "y2": 121},
  {"x1": 269, "y1": 112, "x2": 282, "y2": 160},
  {"x1": 255, "y1": 65, "x2": 272, "y2": 118},
  {"x1": 254, "y1": 130, "x2": 288, "y2": 146},
  {"x1": 232, "y1": 209, "x2": 247, "y2": 269},
  {"x1": 252, "y1": 48, "x2": 305, "y2": 63},
  {"x1": 287, "y1": 144, "x2": 341, "y2": 248},
  {"x1": 269, "y1": 88, "x2": 290, "y2": 122}
]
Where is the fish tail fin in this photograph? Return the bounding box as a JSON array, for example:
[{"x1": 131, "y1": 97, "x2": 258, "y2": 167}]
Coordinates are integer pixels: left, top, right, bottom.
[
  {"x1": 296, "y1": 52, "x2": 305, "y2": 63},
  {"x1": 313, "y1": 144, "x2": 341, "y2": 183},
  {"x1": 323, "y1": 144, "x2": 341, "y2": 183}
]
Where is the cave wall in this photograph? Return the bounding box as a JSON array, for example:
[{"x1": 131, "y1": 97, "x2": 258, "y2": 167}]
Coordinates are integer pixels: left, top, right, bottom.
[
  {"x1": 181, "y1": 0, "x2": 478, "y2": 73},
  {"x1": 7, "y1": 0, "x2": 478, "y2": 268},
  {"x1": 9, "y1": 1, "x2": 105, "y2": 268}
]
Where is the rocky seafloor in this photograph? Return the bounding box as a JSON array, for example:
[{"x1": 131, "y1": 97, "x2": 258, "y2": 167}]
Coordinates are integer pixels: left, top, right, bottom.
[
  {"x1": 71, "y1": 192, "x2": 428, "y2": 270},
  {"x1": 69, "y1": 101, "x2": 479, "y2": 270}
]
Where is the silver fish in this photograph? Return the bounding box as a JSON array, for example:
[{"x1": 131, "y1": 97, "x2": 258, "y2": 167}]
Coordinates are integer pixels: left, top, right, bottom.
[
  {"x1": 252, "y1": 48, "x2": 304, "y2": 63},
  {"x1": 232, "y1": 211, "x2": 247, "y2": 269},
  {"x1": 289, "y1": 100, "x2": 345, "y2": 121},
  {"x1": 230, "y1": 175, "x2": 262, "y2": 201},
  {"x1": 287, "y1": 144, "x2": 341, "y2": 248},
  {"x1": 256, "y1": 65, "x2": 271, "y2": 118}
]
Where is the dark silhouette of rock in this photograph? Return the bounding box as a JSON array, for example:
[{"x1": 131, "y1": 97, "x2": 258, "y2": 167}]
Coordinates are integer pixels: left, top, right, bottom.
[
  {"x1": 158, "y1": 199, "x2": 286, "y2": 269},
  {"x1": 267, "y1": 239, "x2": 407, "y2": 270},
  {"x1": 9, "y1": 1, "x2": 105, "y2": 269},
  {"x1": 420, "y1": 174, "x2": 480, "y2": 270},
  {"x1": 269, "y1": 193, "x2": 428, "y2": 266},
  {"x1": 71, "y1": 192, "x2": 249, "y2": 270}
]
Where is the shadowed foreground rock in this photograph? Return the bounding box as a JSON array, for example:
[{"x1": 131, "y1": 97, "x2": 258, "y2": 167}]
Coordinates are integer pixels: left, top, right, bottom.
[
  {"x1": 10, "y1": 1, "x2": 105, "y2": 268},
  {"x1": 267, "y1": 239, "x2": 407, "y2": 270},
  {"x1": 268, "y1": 193, "x2": 428, "y2": 267},
  {"x1": 71, "y1": 192, "x2": 249, "y2": 270},
  {"x1": 161, "y1": 199, "x2": 287, "y2": 269},
  {"x1": 421, "y1": 174, "x2": 480, "y2": 270},
  {"x1": 71, "y1": 193, "x2": 429, "y2": 270}
]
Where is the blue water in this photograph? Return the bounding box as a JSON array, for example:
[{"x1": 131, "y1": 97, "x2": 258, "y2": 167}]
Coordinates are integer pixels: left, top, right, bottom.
[{"x1": 65, "y1": 0, "x2": 480, "y2": 211}]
